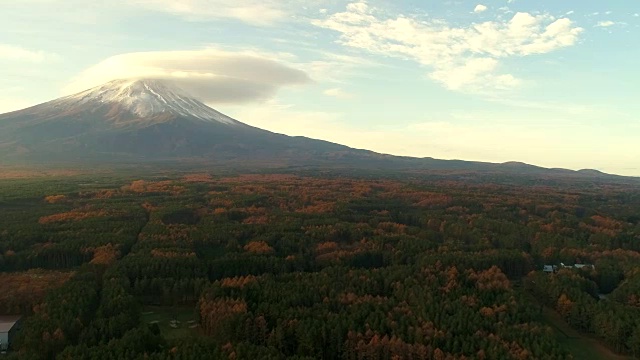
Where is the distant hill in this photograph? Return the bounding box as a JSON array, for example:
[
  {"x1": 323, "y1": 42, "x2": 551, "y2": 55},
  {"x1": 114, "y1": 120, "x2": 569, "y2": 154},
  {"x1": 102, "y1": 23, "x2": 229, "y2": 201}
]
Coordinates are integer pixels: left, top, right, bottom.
[{"x1": 577, "y1": 169, "x2": 607, "y2": 176}]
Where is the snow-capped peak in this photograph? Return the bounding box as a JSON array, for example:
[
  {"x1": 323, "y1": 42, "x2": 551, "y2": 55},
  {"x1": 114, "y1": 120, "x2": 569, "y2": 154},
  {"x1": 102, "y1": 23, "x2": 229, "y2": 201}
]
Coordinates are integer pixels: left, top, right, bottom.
[{"x1": 59, "y1": 78, "x2": 240, "y2": 125}]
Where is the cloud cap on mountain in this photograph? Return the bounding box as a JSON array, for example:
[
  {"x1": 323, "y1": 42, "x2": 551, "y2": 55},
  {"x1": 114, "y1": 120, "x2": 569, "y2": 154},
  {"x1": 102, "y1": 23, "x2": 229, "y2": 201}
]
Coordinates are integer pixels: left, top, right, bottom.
[{"x1": 64, "y1": 49, "x2": 311, "y2": 104}]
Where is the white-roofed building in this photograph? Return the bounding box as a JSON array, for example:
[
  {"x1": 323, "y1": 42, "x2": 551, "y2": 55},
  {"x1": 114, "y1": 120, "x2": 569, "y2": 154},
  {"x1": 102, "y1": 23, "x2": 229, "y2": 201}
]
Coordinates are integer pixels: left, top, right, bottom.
[{"x1": 0, "y1": 316, "x2": 22, "y2": 351}]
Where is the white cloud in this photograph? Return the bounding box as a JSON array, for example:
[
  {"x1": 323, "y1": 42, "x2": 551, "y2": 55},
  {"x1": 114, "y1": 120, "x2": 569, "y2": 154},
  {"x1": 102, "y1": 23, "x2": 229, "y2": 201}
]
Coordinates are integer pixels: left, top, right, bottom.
[
  {"x1": 129, "y1": 0, "x2": 296, "y2": 26},
  {"x1": 566, "y1": 11, "x2": 574, "y2": 15},
  {"x1": 487, "y1": 97, "x2": 598, "y2": 116},
  {"x1": 596, "y1": 21, "x2": 616, "y2": 27},
  {"x1": 635, "y1": 13, "x2": 639, "y2": 17},
  {"x1": 64, "y1": 48, "x2": 311, "y2": 104},
  {"x1": 0, "y1": 44, "x2": 59, "y2": 63},
  {"x1": 474, "y1": 4, "x2": 488, "y2": 13},
  {"x1": 314, "y1": 3, "x2": 583, "y2": 93},
  {"x1": 430, "y1": 58, "x2": 521, "y2": 91},
  {"x1": 303, "y1": 51, "x2": 379, "y2": 83},
  {"x1": 323, "y1": 87, "x2": 354, "y2": 99}
]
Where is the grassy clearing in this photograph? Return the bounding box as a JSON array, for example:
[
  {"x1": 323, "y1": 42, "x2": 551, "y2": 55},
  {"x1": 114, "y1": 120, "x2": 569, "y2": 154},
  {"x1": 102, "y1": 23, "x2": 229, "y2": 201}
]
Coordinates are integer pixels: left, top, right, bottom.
[
  {"x1": 141, "y1": 306, "x2": 202, "y2": 340},
  {"x1": 540, "y1": 307, "x2": 631, "y2": 360},
  {"x1": 514, "y1": 281, "x2": 632, "y2": 360}
]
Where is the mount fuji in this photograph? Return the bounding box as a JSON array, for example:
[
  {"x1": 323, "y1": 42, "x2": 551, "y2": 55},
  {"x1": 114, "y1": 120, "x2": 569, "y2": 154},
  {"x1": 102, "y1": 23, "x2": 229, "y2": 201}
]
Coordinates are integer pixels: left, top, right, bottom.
[
  {"x1": 0, "y1": 78, "x2": 376, "y2": 164},
  {"x1": 0, "y1": 78, "x2": 622, "y2": 178}
]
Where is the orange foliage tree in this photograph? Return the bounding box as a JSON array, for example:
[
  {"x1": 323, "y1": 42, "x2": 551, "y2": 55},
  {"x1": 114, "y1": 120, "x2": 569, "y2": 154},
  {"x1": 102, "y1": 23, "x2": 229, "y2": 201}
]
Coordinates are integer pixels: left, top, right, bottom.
[
  {"x1": 44, "y1": 195, "x2": 66, "y2": 204},
  {"x1": 244, "y1": 241, "x2": 274, "y2": 255}
]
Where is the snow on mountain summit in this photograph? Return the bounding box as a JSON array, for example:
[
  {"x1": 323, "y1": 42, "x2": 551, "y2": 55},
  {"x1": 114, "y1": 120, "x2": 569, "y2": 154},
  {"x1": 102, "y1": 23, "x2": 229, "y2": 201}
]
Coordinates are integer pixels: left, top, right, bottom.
[{"x1": 58, "y1": 79, "x2": 239, "y2": 125}]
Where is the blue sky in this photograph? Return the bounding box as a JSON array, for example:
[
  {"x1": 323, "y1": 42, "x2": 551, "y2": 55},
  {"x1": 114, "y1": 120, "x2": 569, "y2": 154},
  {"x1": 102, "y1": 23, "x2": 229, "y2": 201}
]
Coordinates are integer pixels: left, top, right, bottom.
[{"x1": 1, "y1": 0, "x2": 639, "y2": 175}]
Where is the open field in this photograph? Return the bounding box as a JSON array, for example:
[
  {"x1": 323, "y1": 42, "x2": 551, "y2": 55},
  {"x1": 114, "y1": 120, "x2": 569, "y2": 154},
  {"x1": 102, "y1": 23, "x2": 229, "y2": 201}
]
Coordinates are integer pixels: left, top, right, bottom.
[
  {"x1": 141, "y1": 306, "x2": 202, "y2": 340},
  {"x1": 540, "y1": 307, "x2": 632, "y2": 360},
  {"x1": 516, "y1": 279, "x2": 633, "y2": 360}
]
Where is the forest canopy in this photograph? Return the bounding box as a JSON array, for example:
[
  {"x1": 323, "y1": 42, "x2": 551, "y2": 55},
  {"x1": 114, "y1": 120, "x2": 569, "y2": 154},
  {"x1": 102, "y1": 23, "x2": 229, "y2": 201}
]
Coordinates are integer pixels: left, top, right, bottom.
[{"x1": 0, "y1": 170, "x2": 639, "y2": 359}]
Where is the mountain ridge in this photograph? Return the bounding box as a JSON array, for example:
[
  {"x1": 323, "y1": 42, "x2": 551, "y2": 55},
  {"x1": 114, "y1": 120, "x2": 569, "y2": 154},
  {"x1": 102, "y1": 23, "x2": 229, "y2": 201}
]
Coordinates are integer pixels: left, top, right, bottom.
[
  {"x1": 0, "y1": 78, "x2": 626, "y2": 178},
  {"x1": 0, "y1": 78, "x2": 380, "y2": 163}
]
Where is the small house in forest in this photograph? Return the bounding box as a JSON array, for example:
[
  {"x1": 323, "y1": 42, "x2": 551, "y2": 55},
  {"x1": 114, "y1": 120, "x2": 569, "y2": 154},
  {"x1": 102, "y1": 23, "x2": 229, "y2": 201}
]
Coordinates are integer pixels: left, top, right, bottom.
[
  {"x1": 574, "y1": 264, "x2": 595, "y2": 270},
  {"x1": 543, "y1": 265, "x2": 557, "y2": 273},
  {"x1": 0, "y1": 316, "x2": 22, "y2": 351}
]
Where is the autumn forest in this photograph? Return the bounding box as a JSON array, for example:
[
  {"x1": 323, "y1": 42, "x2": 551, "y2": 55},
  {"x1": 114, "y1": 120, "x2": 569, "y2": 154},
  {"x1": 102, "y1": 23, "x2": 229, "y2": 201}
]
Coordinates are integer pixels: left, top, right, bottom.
[{"x1": 1, "y1": 168, "x2": 639, "y2": 360}]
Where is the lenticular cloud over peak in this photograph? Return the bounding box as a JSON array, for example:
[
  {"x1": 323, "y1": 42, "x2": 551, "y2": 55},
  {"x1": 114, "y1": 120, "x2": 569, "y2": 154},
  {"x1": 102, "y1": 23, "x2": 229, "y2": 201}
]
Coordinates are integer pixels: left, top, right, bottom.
[{"x1": 63, "y1": 49, "x2": 312, "y2": 105}]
